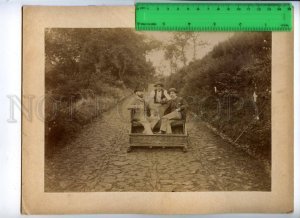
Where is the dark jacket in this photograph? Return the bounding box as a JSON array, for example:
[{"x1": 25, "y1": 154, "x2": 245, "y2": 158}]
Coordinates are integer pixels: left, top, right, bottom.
[
  {"x1": 153, "y1": 89, "x2": 166, "y2": 103},
  {"x1": 164, "y1": 97, "x2": 188, "y2": 119}
]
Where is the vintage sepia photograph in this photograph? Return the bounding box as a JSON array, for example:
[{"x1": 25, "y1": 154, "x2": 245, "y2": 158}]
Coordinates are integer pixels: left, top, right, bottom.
[
  {"x1": 44, "y1": 29, "x2": 272, "y2": 192},
  {"x1": 21, "y1": 7, "x2": 294, "y2": 214}
]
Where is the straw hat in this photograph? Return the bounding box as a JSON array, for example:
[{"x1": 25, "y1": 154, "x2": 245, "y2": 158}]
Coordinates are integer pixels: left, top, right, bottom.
[{"x1": 168, "y1": 88, "x2": 177, "y2": 93}]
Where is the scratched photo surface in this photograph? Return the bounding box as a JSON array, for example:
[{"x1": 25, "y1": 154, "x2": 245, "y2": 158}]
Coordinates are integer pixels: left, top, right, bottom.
[{"x1": 44, "y1": 29, "x2": 271, "y2": 192}]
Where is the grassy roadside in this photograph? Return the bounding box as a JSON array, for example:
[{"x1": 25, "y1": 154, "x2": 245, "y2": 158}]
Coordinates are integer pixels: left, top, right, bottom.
[{"x1": 45, "y1": 87, "x2": 131, "y2": 156}]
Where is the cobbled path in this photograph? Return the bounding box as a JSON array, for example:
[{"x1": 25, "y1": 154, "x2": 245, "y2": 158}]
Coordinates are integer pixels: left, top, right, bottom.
[{"x1": 45, "y1": 95, "x2": 271, "y2": 192}]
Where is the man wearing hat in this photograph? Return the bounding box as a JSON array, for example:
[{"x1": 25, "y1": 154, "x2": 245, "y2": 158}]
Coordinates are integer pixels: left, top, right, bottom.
[
  {"x1": 149, "y1": 82, "x2": 171, "y2": 119},
  {"x1": 159, "y1": 88, "x2": 188, "y2": 134},
  {"x1": 128, "y1": 86, "x2": 153, "y2": 135},
  {"x1": 150, "y1": 82, "x2": 171, "y2": 105}
]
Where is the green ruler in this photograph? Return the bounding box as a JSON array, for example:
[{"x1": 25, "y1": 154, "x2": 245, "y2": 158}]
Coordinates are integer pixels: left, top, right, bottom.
[{"x1": 135, "y1": 3, "x2": 293, "y2": 31}]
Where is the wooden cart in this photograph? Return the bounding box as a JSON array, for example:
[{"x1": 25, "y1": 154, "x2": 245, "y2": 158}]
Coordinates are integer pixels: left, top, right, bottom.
[{"x1": 128, "y1": 109, "x2": 188, "y2": 152}]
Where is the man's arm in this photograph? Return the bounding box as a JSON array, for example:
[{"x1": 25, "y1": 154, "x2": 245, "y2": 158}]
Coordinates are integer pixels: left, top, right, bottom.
[
  {"x1": 149, "y1": 90, "x2": 155, "y2": 99},
  {"x1": 127, "y1": 98, "x2": 143, "y2": 109},
  {"x1": 164, "y1": 90, "x2": 171, "y2": 100},
  {"x1": 148, "y1": 91, "x2": 156, "y2": 104},
  {"x1": 178, "y1": 97, "x2": 188, "y2": 111}
]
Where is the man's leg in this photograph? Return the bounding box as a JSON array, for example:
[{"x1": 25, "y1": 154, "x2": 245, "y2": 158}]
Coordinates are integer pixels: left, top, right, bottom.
[
  {"x1": 150, "y1": 103, "x2": 160, "y2": 117},
  {"x1": 139, "y1": 120, "x2": 153, "y2": 135},
  {"x1": 149, "y1": 116, "x2": 160, "y2": 129},
  {"x1": 160, "y1": 117, "x2": 168, "y2": 133},
  {"x1": 160, "y1": 111, "x2": 182, "y2": 133},
  {"x1": 158, "y1": 104, "x2": 168, "y2": 117},
  {"x1": 166, "y1": 120, "x2": 173, "y2": 134},
  {"x1": 150, "y1": 103, "x2": 167, "y2": 130}
]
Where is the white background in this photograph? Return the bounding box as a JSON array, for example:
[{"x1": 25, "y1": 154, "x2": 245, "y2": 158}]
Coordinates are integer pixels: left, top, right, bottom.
[{"x1": 0, "y1": 1, "x2": 299, "y2": 217}]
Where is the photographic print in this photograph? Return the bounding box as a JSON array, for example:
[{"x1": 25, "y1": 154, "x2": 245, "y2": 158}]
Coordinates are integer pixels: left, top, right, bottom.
[
  {"x1": 22, "y1": 6, "x2": 293, "y2": 214},
  {"x1": 44, "y1": 29, "x2": 272, "y2": 192}
]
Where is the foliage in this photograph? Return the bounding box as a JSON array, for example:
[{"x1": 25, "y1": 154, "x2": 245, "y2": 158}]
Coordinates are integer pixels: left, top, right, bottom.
[
  {"x1": 45, "y1": 28, "x2": 157, "y2": 94},
  {"x1": 45, "y1": 28, "x2": 157, "y2": 152},
  {"x1": 163, "y1": 32, "x2": 208, "y2": 73},
  {"x1": 166, "y1": 32, "x2": 272, "y2": 161}
]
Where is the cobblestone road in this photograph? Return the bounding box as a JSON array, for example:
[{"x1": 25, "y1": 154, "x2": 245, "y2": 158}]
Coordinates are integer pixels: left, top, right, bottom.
[{"x1": 45, "y1": 95, "x2": 271, "y2": 192}]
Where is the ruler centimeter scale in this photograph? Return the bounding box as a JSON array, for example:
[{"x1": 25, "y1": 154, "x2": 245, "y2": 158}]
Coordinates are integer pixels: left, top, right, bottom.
[{"x1": 135, "y1": 3, "x2": 293, "y2": 31}]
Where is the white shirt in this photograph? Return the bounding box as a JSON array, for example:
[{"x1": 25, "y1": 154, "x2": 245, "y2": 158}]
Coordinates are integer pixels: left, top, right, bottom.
[
  {"x1": 149, "y1": 89, "x2": 171, "y2": 103},
  {"x1": 253, "y1": 91, "x2": 258, "y2": 102}
]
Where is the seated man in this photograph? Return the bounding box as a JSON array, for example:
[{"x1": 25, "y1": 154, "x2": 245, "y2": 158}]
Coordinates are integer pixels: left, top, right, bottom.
[
  {"x1": 149, "y1": 82, "x2": 171, "y2": 117},
  {"x1": 148, "y1": 82, "x2": 171, "y2": 129},
  {"x1": 159, "y1": 88, "x2": 188, "y2": 134},
  {"x1": 128, "y1": 87, "x2": 153, "y2": 135}
]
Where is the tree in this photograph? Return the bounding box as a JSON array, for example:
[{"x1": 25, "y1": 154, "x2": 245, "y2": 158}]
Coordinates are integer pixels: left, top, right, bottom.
[
  {"x1": 172, "y1": 33, "x2": 191, "y2": 66},
  {"x1": 163, "y1": 33, "x2": 208, "y2": 73},
  {"x1": 164, "y1": 44, "x2": 180, "y2": 74},
  {"x1": 45, "y1": 28, "x2": 161, "y2": 102},
  {"x1": 164, "y1": 32, "x2": 272, "y2": 161},
  {"x1": 188, "y1": 33, "x2": 209, "y2": 61}
]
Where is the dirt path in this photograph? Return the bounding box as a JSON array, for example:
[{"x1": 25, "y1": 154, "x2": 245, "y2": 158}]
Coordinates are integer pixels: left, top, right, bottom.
[{"x1": 45, "y1": 95, "x2": 271, "y2": 192}]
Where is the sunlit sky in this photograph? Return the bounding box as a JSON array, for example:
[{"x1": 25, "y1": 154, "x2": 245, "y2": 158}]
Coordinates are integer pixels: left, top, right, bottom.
[{"x1": 140, "y1": 32, "x2": 234, "y2": 76}]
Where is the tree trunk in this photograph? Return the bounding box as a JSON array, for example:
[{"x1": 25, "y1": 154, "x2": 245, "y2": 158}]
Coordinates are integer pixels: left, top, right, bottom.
[
  {"x1": 192, "y1": 37, "x2": 197, "y2": 61},
  {"x1": 118, "y1": 59, "x2": 127, "y2": 88},
  {"x1": 181, "y1": 46, "x2": 187, "y2": 67}
]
